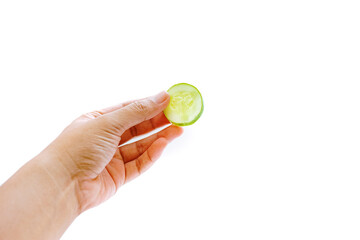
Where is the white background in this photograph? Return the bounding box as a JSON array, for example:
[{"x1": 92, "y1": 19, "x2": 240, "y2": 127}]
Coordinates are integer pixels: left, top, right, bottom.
[{"x1": 1, "y1": 0, "x2": 360, "y2": 239}]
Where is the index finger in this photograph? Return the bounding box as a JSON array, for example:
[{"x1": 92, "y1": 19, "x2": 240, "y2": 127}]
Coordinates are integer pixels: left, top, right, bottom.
[
  {"x1": 119, "y1": 112, "x2": 170, "y2": 145},
  {"x1": 97, "y1": 97, "x2": 146, "y2": 115}
]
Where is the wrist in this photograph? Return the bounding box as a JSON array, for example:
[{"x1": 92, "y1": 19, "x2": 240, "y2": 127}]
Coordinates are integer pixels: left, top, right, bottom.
[
  {"x1": 34, "y1": 150, "x2": 81, "y2": 217},
  {"x1": 0, "y1": 151, "x2": 80, "y2": 239}
]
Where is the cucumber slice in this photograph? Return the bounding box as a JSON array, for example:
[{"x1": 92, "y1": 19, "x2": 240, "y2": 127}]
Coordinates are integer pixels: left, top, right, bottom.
[{"x1": 164, "y1": 83, "x2": 204, "y2": 126}]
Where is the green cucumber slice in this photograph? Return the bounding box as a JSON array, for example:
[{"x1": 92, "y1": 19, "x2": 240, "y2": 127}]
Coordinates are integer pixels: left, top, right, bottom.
[{"x1": 164, "y1": 83, "x2": 204, "y2": 126}]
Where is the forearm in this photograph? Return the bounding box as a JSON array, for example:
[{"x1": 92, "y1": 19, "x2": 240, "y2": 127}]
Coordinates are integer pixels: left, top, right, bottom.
[{"x1": 0, "y1": 152, "x2": 79, "y2": 240}]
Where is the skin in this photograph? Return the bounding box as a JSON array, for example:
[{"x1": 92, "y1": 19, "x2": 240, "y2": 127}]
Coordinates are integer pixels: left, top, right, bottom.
[{"x1": 0, "y1": 91, "x2": 183, "y2": 240}]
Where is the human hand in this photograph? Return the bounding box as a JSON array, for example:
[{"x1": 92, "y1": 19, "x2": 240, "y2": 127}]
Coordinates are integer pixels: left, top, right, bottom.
[
  {"x1": 43, "y1": 91, "x2": 183, "y2": 212},
  {"x1": 0, "y1": 92, "x2": 182, "y2": 239},
  {"x1": 0, "y1": 91, "x2": 182, "y2": 240}
]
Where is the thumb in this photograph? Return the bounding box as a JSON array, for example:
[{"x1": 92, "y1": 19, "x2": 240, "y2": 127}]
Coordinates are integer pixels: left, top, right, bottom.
[{"x1": 102, "y1": 91, "x2": 170, "y2": 132}]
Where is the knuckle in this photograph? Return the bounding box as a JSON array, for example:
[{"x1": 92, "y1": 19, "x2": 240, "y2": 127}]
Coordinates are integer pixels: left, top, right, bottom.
[
  {"x1": 132, "y1": 100, "x2": 151, "y2": 115},
  {"x1": 81, "y1": 111, "x2": 103, "y2": 119},
  {"x1": 136, "y1": 141, "x2": 145, "y2": 154},
  {"x1": 136, "y1": 159, "x2": 142, "y2": 174},
  {"x1": 94, "y1": 114, "x2": 126, "y2": 134},
  {"x1": 129, "y1": 126, "x2": 138, "y2": 137}
]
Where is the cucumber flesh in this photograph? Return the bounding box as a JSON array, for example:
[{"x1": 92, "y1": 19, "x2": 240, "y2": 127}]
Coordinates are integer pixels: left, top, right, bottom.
[{"x1": 164, "y1": 83, "x2": 204, "y2": 126}]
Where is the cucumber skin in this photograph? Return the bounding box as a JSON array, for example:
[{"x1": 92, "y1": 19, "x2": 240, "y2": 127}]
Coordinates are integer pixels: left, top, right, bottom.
[{"x1": 164, "y1": 83, "x2": 204, "y2": 126}]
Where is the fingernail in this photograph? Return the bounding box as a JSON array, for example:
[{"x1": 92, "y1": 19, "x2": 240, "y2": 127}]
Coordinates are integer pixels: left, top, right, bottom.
[{"x1": 152, "y1": 91, "x2": 169, "y2": 104}]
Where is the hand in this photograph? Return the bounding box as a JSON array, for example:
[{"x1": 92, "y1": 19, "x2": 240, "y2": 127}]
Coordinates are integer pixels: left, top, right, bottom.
[
  {"x1": 0, "y1": 91, "x2": 183, "y2": 239},
  {"x1": 44, "y1": 91, "x2": 183, "y2": 212}
]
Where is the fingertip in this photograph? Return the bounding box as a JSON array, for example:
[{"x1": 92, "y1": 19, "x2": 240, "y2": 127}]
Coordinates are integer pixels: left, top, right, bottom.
[
  {"x1": 175, "y1": 125, "x2": 184, "y2": 135},
  {"x1": 162, "y1": 93, "x2": 170, "y2": 108},
  {"x1": 148, "y1": 137, "x2": 168, "y2": 160},
  {"x1": 169, "y1": 125, "x2": 184, "y2": 136},
  {"x1": 151, "y1": 91, "x2": 170, "y2": 104},
  {"x1": 155, "y1": 137, "x2": 168, "y2": 147},
  {"x1": 158, "y1": 125, "x2": 182, "y2": 142},
  {"x1": 161, "y1": 91, "x2": 170, "y2": 108},
  {"x1": 162, "y1": 91, "x2": 170, "y2": 99}
]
